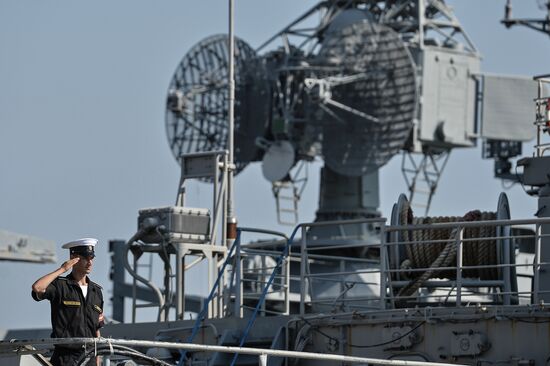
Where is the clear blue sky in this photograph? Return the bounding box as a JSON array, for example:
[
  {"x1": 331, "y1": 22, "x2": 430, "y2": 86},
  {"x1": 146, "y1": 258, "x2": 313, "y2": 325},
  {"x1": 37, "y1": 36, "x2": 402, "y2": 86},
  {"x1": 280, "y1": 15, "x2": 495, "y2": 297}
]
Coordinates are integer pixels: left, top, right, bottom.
[{"x1": 0, "y1": 0, "x2": 549, "y2": 330}]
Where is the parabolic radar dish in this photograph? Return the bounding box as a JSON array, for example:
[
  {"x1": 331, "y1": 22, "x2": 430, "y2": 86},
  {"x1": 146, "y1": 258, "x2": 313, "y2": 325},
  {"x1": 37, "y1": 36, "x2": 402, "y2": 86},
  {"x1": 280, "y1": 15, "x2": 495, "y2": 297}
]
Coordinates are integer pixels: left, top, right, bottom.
[
  {"x1": 165, "y1": 34, "x2": 270, "y2": 176},
  {"x1": 313, "y1": 21, "x2": 417, "y2": 177}
]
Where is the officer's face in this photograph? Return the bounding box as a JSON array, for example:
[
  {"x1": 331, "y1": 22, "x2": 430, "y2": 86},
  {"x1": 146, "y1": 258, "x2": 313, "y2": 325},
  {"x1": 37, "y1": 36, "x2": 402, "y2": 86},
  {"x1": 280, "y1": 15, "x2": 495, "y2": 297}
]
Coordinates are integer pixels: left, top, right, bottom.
[{"x1": 72, "y1": 254, "x2": 94, "y2": 274}]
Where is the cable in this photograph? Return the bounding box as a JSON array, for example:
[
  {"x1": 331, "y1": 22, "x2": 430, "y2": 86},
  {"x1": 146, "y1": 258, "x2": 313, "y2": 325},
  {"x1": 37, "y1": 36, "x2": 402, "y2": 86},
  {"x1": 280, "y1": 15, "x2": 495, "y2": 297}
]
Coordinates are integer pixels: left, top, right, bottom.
[
  {"x1": 75, "y1": 344, "x2": 173, "y2": 366},
  {"x1": 388, "y1": 352, "x2": 432, "y2": 362},
  {"x1": 501, "y1": 178, "x2": 516, "y2": 190},
  {"x1": 156, "y1": 226, "x2": 173, "y2": 317},
  {"x1": 503, "y1": 315, "x2": 550, "y2": 323},
  {"x1": 348, "y1": 321, "x2": 425, "y2": 348},
  {"x1": 299, "y1": 317, "x2": 426, "y2": 349},
  {"x1": 299, "y1": 317, "x2": 340, "y2": 344},
  {"x1": 124, "y1": 228, "x2": 166, "y2": 321}
]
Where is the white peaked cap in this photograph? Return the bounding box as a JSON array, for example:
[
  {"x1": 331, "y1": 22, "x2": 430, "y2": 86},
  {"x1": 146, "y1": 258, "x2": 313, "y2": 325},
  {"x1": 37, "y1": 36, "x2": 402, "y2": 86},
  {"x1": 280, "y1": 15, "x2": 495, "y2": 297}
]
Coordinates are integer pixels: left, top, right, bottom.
[{"x1": 61, "y1": 238, "x2": 98, "y2": 250}]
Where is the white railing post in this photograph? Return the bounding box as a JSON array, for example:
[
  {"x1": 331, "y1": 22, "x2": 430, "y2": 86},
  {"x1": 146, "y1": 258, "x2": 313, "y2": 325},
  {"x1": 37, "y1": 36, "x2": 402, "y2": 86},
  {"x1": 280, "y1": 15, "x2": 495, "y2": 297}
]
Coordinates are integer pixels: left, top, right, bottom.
[
  {"x1": 456, "y1": 227, "x2": 464, "y2": 306},
  {"x1": 259, "y1": 353, "x2": 268, "y2": 366},
  {"x1": 534, "y1": 223, "x2": 542, "y2": 304},
  {"x1": 502, "y1": 223, "x2": 512, "y2": 305},
  {"x1": 379, "y1": 223, "x2": 387, "y2": 310},
  {"x1": 284, "y1": 247, "x2": 290, "y2": 315},
  {"x1": 261, "y1": 255, "x2": 267, "y2": 316},
  {"x1": 235, "y1": 238, "x2": 243, "y2": 318},
  {"x1": 300, "y1": 226, "x2": 307, "y2": 316}
]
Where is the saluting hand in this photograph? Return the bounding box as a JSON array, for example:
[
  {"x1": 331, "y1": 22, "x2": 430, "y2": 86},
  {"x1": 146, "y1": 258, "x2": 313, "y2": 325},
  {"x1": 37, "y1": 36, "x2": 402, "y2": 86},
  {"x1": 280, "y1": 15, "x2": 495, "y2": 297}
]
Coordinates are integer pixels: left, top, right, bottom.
[
  {"x1": 60, "y1": 257, "x2": 80, "y2": 272},
  {"x1": 32, "y1": 257, "x2": 81, "y2": 295}
]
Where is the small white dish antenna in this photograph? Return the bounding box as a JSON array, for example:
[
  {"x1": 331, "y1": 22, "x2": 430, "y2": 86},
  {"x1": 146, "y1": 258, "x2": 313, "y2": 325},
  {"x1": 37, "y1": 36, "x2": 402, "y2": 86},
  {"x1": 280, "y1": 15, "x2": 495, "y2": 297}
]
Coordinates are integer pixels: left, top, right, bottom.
[{"x1": 261, "y1": 141, "x2": 295, "y2": 182}]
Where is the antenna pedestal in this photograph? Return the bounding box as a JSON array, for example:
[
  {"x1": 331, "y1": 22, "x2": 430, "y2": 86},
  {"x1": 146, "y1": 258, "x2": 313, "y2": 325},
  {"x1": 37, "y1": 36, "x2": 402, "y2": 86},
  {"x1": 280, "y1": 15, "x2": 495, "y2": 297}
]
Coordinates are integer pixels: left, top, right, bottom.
[
  {"x1": 309, "y1": 166, "x2": 380, "y2": 246},
  {"x1": 316, "y1": 165, "x2": 379, "y2": 219}
]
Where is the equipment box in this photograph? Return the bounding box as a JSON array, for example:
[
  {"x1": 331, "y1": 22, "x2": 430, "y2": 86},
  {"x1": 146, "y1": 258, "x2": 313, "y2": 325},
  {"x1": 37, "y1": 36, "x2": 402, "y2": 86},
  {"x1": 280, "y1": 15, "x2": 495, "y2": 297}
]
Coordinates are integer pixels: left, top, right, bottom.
[{"x1": 138, "y1": 206, "x2": 211, "y2": 244}]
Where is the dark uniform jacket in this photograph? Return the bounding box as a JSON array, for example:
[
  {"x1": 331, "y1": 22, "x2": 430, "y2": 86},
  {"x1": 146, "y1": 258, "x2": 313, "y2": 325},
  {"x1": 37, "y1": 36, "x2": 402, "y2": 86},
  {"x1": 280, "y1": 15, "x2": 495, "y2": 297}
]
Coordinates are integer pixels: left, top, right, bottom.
[{"x1": 31, "y1": 273, "x2": 104, "y2": 339}]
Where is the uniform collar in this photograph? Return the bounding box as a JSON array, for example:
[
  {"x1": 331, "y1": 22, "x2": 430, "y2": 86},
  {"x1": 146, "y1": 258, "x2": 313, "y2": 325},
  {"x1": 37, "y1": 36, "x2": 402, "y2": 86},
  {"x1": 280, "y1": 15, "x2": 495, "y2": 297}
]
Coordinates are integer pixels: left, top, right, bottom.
[{"x1": 66, "y1": 272, "x2": 89, "y2": 286}]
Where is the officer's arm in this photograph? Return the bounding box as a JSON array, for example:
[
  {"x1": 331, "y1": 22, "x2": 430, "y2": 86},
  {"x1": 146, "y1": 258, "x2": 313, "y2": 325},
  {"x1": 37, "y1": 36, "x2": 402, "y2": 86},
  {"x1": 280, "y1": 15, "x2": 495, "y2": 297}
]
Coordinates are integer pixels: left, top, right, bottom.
[{"x1": 31, "y1": 257, "x2": 80, "y2": 299}]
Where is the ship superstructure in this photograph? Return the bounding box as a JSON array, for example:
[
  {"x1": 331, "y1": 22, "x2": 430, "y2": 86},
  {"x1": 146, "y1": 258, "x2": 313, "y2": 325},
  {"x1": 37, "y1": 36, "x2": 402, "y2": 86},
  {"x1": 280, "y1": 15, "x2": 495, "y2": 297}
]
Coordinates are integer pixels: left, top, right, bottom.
[{"x1": 2, "y1": 1, "x2": 550, "y2": 366}]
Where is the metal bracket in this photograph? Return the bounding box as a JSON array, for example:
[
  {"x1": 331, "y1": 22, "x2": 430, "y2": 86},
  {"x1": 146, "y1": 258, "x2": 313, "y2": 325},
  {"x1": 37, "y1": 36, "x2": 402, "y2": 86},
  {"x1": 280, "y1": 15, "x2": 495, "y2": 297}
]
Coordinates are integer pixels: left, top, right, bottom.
[{"x1": 401, "y1": 150, "x2": 450, "y2": 216}]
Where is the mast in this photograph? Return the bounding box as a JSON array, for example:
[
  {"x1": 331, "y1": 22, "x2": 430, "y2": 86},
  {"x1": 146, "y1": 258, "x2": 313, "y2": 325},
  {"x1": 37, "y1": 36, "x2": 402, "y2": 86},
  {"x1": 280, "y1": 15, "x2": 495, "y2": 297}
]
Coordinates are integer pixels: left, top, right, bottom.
[{"x1": 226, "y1": 0, "x2": 237, "y2": 248}]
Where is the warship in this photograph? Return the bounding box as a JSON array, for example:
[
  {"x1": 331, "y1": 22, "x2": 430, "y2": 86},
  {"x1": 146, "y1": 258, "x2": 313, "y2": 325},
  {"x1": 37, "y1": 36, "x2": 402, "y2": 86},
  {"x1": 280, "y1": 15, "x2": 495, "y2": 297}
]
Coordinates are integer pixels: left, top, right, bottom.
[{"x1": 2, "y1": 0, "x2": 550, "y2": 365}]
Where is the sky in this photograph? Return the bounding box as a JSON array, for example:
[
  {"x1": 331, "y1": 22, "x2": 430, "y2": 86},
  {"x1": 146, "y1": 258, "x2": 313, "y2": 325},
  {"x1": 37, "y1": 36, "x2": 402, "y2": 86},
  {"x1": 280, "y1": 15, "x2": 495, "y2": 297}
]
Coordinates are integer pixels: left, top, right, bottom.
[{"x1": 0, "y1": 0, "x2": 549, "y2": 330}]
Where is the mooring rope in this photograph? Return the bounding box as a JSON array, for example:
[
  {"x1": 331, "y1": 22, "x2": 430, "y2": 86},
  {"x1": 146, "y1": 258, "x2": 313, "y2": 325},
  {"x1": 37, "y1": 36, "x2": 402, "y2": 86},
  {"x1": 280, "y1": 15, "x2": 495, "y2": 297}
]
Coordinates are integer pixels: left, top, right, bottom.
[{"x1": 397, "y1": 201, "x2": 498, "y2": 298}]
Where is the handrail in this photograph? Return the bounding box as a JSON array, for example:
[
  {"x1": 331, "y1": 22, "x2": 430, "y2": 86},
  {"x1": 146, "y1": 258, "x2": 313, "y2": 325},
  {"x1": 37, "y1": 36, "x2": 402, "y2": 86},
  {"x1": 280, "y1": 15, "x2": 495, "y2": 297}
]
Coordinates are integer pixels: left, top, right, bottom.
[
  {"x1": 179, "y1": 227, "x2": 289, "y2": 366},
  {"x1": 230, "y1": 219, "x2": 383, "y2": 365},
  {"x1": 229, "y1": 225, "x2": 301, "y2": 366},
  {"x1": 238, "y1": 227, "x2": 289, "y2": 241},
  {"x1": 0, "y1": 337, "x2": 467, "y2": 366},
  {"x1": 386, "y1": 217, "x2": 550, "y2": 231},
  {"x1": 385, "y1": 217, "x2": 549, "y2": 306},
  {"x1": 177, "y1": 230, "x2": 240, "y2": 365}
]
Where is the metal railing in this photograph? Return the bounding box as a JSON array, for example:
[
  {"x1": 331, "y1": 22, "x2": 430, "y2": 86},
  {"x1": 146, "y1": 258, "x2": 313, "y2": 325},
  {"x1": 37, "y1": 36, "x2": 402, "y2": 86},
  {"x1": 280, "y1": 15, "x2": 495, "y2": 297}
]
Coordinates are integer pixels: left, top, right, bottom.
[
  {"x1": 0, "y1": 337, "x2": 467, "y2": 366},
  {"x1": 230, "y1": 227, "x2": 290, "y2": 318},
  {"x1": 164, "y1": 215, "x2": 550, "y2": 365},
  {"x1": 240, "y1": 247, "x2": 291, "y2": 315},
  {"x1": 228, "y1": 227, "x2": 294, "y2": 366},
  {"x1": 178, "y1": 231, "x2": 240, "y2": 365},
  {"x1": 226, "y1": 217, "x2": 550, "y2": 317},
  {"x1": 384, "y1": 217, "x2": 550, "y2": 307}
]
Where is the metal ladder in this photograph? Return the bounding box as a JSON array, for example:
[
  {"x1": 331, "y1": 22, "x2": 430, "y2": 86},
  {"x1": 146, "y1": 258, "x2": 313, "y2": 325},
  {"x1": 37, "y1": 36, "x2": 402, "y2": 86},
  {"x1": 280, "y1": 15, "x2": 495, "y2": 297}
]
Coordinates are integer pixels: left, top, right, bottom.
[
  {"x1": 272, "y1": 161, "x2": 308, "y2": 226},
  {"x1": 272, "y1": 181, "x2": 299, "y2": 225}
]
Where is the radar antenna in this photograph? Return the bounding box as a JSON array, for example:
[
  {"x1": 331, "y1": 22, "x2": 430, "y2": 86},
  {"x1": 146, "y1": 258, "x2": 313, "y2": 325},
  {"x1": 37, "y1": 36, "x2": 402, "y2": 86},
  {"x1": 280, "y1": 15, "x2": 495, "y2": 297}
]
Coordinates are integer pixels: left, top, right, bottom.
[
  {"x1": 165, "y1": 35, "x2": 269, "y2": 177},
  {"x1": 503, "y1": 0, "x2": 550, "y2": 37}
]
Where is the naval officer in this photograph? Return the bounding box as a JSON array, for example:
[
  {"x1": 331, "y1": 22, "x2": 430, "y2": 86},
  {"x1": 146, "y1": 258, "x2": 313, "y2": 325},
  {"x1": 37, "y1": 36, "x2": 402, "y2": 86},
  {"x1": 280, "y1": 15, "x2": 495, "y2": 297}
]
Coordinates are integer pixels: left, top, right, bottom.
[{"x1": 31, "y1": 238, "x2": 104, "y2": 366}]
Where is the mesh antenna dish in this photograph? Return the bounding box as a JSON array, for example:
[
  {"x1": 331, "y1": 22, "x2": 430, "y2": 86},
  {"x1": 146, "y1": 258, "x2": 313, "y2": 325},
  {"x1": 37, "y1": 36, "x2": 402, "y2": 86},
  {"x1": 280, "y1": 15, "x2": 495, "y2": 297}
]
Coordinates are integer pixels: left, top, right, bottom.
[
  {"x1": 165, "y1": 34, "x2": 269, "y2": 176},
  {"x1": 312, "y1": 21, "x2": 417, "y2": 176}
]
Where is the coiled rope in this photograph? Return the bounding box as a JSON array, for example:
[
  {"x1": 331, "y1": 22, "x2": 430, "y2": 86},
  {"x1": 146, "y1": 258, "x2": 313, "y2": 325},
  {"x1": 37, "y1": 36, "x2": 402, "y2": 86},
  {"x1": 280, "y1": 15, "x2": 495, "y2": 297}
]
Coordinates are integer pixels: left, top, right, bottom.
[{"x1": 397, "y1": 201, "x2": 498, "y2": 298}]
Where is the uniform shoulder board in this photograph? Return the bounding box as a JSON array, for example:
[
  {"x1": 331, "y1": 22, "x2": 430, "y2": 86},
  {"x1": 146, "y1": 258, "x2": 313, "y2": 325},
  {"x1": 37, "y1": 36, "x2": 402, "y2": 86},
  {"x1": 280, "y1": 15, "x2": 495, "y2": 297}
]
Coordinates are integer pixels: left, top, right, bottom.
[
  {"x1": 89, "y1": 280, "x2": 103, "y2": 290},
  {"x1": 57, "y1": 277, "x2": 68, "y2": 281}
]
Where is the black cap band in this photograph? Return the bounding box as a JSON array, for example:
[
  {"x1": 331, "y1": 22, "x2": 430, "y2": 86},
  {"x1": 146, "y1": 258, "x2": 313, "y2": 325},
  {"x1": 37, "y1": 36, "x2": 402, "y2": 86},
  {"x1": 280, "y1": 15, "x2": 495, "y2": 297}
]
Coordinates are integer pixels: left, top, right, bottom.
[{"x1": 70, "y1": 246, "x2": 95, "y2": 258}]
